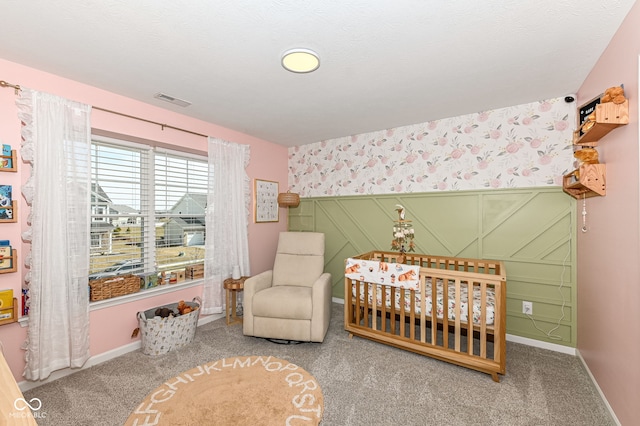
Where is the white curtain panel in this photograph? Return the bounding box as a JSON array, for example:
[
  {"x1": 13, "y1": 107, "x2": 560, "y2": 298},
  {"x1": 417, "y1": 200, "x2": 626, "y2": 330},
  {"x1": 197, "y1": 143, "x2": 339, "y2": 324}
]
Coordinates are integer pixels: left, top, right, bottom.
[
  {"x1": 204, "y1": 138, "x2": 251, "y2": 315},
  {"x1": 17, "y1": 90, "x2": 91, "y2": 381}
]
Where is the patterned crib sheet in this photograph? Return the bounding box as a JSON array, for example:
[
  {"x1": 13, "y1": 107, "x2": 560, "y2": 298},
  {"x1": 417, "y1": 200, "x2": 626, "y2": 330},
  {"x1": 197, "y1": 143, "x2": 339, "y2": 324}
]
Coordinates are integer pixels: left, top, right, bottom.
[{"x1": 351, "y1": 279, "x2": 495, "y2": 325}]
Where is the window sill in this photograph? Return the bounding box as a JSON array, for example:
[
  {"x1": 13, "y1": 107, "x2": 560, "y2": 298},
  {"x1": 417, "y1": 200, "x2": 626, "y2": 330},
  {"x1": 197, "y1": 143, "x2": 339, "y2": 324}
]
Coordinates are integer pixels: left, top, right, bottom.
[{"x1": 18, "y1": 278, "x2": 205, "y2": 326}]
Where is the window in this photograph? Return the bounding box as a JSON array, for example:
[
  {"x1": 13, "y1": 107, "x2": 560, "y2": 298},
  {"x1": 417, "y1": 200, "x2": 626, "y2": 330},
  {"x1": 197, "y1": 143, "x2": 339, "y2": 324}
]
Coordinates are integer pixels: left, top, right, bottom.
[{"x1": 89, "y1": 137, "x2": 207, "y2": 285}]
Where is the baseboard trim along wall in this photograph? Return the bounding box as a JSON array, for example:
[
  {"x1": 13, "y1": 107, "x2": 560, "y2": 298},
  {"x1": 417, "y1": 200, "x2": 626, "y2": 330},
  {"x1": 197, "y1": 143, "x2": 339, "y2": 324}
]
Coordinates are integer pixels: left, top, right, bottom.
[
  {"x1": 576, "y1": 349, "x2": 621, "y2": 426},
  {"x1": 17, "y1": 312, "x2": 224, "y2": 393}
]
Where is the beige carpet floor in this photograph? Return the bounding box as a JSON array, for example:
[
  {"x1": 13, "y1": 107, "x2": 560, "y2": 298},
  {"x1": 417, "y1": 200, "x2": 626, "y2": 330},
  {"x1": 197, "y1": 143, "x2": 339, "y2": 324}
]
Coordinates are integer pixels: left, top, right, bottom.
[{"x1": 23, "y1": 303, "x2": 615, "y2": 425}]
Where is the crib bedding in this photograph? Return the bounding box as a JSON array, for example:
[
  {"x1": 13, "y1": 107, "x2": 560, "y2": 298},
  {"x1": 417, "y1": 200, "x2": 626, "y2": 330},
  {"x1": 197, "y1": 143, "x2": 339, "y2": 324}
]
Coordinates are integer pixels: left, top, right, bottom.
[{"x1": 352, "y1": 279, "x2": 496, "y2": 325}]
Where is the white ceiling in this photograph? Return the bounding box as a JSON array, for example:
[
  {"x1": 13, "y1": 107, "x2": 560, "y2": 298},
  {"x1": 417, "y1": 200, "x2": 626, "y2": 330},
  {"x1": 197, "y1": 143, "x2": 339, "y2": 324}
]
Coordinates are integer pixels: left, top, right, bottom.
[{"x1": 0, "y1": 1, "x2": 636, "y2": 147}]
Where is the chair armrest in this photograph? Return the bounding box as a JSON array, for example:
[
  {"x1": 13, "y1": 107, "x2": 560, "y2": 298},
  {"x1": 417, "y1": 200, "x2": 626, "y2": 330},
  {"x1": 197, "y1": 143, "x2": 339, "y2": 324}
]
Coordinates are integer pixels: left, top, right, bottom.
[
  {"x1": 243, "y1": 270, "x2": 273, "y2": 336},
  {"x1": 311, "y1": 272, "x2": 332, "y2": 342}
]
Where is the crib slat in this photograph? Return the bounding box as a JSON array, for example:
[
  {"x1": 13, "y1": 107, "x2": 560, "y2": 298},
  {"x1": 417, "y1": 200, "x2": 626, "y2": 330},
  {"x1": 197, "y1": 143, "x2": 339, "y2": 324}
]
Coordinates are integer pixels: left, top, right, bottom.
[
  {"x1": 466, "y1": 280, "x2": 473, "y2": 355},
  {"x1": 409, "y1": 289, "x2": 416, "y2": 340},
  {"x1": 420, "y1": 275, "x2": 427, "y2": 344},
  {"x1": 399, "y1": 288, "x2": 406, "y2": 338},
  {"x1": 371, "y1": 283, "x2": 377, "y2": 331},
  {"x1": 480, "y1": 282, "x2": 487, "y2": 359},
  {"x1": 454, "y1": 278, "x2": 461, "y2": 352}
]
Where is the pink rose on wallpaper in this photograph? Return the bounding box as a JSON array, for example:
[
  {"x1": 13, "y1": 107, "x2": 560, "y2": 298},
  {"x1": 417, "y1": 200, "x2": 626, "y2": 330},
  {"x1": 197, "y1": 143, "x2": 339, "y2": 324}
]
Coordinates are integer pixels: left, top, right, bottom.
[
  {"x1": 415, "y1": 175, "x2": 424, "y2": 183},
  {"x1": 538, "y1": 101, "x2": 552, "y2": 112},
  {"x1": 477, "y1": 112, "x2": 490, "y2": 122},
  {"x1": 305, "y1": 165, "x2": 315, "y2": 174},
  {"x1": 554, "y1": 120, "x2": 569, "y2": 131},
  {"x1": 450, "y1": 148, "x2": 464, "y2": 159},
  {"x1": 463, "y1": 172, "x2": 477, "y2": 180},
  {"x1": 366, "y1": 157, "x2": 378, "y2": 168},
  {"x1": 416, "y1": 133, "x2": 424, "y2": 140},
  {"x1": 522, "y1": 167, "x2": 539, "y2": 177},
  {"x1": 316, "y1": 163, "x2": 323, "y2": 171},
  {"x1": 324, "y1": 153, "x2": 333, "y2": 161},
  {"x1": 320, "y1": 141, "x2": 327, "y2": 148},
  {"x1": 334, "y1": 162, "x2": 344, "y2": 171},
  {"x1": 351, "y1": 135, "x2": 358, "y2": 142},
  {"x1": 489, "y1": 178, "x2": 502, "y2": 188},
  {"x1": 528, "y1": 138, "x2": 542, "y2": 148},
  {"x1": 376, "y1": 138, "x2": 386, "y2": 146},
  {"x1": 345, "y1": 160, "x2": 353, "y2": 167},
  {"x1": 325, "y1": 187, "x2": 334, "y2": 195},
  {"x1": 437, "y1": 137, "x2": 448, "y2": 146},
  {"x1": 427, "y1": 164, "x2": 438, "y2": 173},
  {"x1": 394, "y1": 143, "x2": 403, "y2": 151},
  {"x1": 381, "y1": 155, "x2": 390, "y2": 164},
  {"x1": 508, "y1": 117, "x2": 517, "y2": 125},
  {"x1": 464, "y1": 126, "x2": 474, "y2": 134},
  {"x1": 466, "y1": 144, "x2": 482, "y2": 155},
  {"x1": 376, "y1": 177, "x2": 386, "y2": 185},
  {"x1": 436, "y1": 181, "x2": 448, "y2": 190},
  {"x1": 477, "y1": 160, "x2": 489, "y2": 170},
  {"x1": 357, "y1": 148, "x2": 365, "y2": 156},
  {"x1": 428, "y1": 121, "x2": 438, "y2": 130},
  {"x1": 488, "y1": 129, "x2": 502, "y2": 140},
  {"x1": 405, "y1": 153, "x2": 418, "y2": 164},
  {"x1": 386, "y1": 167, "x2": 395, "y2": 177},
  {"x1": 294, "y1": 146, "x2": 300, "y2": 152},
  {"x1": 387, "y1": 129, "x2": 395, "y2": 137},
  {"x1": 538, "y1": 153, "x2": 553, "y2": 165},
  {"x1": 421, "y1": 151, "x2": 431, "y2": 160},
  {"x1": 392, "y1": 183, "x2": 403, "y2": 192},
  {"x1": 505, "y1": 142, "x2": 521, "y2": 154}
]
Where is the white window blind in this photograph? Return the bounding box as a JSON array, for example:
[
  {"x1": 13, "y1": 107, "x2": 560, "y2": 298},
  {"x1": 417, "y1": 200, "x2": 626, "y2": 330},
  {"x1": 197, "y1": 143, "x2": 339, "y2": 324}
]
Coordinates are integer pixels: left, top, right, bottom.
[{"x1": 89, "y1": 137, "x2": 207, "y2": 282}]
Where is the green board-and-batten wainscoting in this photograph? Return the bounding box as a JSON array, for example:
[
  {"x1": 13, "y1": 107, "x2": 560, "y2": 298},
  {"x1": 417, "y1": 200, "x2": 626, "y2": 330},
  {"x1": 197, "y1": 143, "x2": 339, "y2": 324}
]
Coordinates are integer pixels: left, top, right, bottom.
[{"x1": 286, "y1": 187, "x2": 577, "y2": 348}]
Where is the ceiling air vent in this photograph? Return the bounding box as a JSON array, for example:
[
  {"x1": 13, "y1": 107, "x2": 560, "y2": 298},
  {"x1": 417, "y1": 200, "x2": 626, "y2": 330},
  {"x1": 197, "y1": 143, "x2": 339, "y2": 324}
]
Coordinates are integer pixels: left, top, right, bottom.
[{"x1": 153, "y1": 92, "x2": 191, "y2": 107}]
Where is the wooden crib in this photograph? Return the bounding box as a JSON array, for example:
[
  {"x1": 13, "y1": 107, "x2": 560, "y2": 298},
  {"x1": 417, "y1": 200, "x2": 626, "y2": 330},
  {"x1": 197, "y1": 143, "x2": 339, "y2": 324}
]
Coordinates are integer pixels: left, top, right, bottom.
[{"x1": 344, "y1": 251, "x2": 507, "y2": 382}]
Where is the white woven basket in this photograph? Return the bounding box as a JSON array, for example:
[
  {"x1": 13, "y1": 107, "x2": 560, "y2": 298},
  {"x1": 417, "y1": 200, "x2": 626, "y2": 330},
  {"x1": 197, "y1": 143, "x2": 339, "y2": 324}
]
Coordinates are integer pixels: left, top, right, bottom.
[{"x1": 137, "y1": 297, "x2": 201, "y2": 356}]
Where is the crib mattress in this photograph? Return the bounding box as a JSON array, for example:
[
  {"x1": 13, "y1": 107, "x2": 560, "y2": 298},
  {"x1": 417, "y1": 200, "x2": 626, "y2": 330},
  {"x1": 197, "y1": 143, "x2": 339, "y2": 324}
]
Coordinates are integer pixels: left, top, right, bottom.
[{"x1": 351, "y1": 279, "x2": 495, "y2": 325}]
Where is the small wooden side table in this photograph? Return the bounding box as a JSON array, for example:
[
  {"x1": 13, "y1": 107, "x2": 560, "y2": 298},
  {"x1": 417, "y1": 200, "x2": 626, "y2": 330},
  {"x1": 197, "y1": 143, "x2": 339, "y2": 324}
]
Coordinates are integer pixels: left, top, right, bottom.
[{"x1": 223, "y1": 276, "x2": 247, "y2": 325}]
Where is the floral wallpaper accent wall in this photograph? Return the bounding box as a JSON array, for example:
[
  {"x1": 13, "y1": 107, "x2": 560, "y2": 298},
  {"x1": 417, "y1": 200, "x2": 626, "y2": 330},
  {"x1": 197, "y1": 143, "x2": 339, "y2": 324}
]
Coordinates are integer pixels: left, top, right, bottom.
[{"x1": 289, "y1": 98, "x2": 575, "y2": 197}]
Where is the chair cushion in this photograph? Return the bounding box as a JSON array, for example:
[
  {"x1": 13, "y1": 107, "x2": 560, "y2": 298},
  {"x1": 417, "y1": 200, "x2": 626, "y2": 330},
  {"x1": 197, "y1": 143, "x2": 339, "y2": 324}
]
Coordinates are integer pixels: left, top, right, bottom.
[
  {"x1": 273, "y1": 232, "x2": 325, "y2": 287},
  {"x1": 251, "y1": 286, "x2": 313, "y2": 320}
]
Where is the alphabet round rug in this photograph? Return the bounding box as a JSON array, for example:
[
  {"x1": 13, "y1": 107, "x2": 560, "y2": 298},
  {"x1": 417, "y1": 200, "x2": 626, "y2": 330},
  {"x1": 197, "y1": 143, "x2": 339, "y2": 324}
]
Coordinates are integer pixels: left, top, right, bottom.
[{"x1": 125, "y1": 355, "x2": 323, "y2": 425}]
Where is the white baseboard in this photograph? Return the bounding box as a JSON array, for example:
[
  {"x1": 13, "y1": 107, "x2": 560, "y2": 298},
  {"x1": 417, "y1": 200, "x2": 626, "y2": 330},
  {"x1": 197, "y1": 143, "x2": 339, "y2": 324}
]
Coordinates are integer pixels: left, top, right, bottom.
[
  {"x1": 17, "y1": 312, "x2": 224, "y2": 393},
  {"x1": 576, "y1": 349, "x2": 621, "y2": 426},
  {"x1": 505, "y1": 334, "x2": 576, "y2": 355}
]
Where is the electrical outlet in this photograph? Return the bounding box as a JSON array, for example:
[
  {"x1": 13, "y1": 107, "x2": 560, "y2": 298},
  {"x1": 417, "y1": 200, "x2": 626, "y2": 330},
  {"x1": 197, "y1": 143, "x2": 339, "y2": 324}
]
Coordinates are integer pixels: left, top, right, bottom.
[{"x1": 522, "y1": 301, "x2": 533, "y2": 315}]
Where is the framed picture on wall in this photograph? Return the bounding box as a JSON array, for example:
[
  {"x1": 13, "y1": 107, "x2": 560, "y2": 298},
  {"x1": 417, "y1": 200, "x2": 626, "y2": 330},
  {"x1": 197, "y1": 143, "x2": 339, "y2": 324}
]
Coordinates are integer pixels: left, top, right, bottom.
[{"x1": 254, "y1": 179, "x2": 279, "y2": 223}]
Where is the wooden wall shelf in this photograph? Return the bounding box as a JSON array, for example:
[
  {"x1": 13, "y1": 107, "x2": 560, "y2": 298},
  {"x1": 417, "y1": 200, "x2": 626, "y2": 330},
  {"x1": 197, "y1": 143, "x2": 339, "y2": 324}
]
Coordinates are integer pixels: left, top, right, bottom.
[
  {"x1": 0, "y1": 249, "x2": 17, "y2": 274},
  {"x1": 0, "y1": 150, "x2": 17, "y2": 173},
  {"x1": 563, "y1": 164, "x2": 606, "y2": 199},
  {"x1": 574, "y1": 100, "x2": 628, "y2": 146},
  {"x1": 0, "y1": 297, "x2": 18, "y2": 326},
  {"x1": 0, "y1": 200, "x2": 17, "y2": 223}
]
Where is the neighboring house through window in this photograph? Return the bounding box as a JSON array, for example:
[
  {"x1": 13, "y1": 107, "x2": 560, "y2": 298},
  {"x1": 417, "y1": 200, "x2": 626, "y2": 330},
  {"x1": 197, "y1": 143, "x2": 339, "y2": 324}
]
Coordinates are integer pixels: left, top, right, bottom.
[{"x1": 90, "y1": 136, "x2": 207, "y2": 283}]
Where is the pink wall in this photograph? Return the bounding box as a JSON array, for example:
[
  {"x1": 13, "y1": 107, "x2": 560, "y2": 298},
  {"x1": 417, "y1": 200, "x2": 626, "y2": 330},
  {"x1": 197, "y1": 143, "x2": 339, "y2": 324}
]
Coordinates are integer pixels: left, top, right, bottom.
[
  {"x1": 576, "y1": 3, "x2": 640, "y2": 425},
  {"x1": 0, "y1": 58, "x2": 288, "y2": 382}
]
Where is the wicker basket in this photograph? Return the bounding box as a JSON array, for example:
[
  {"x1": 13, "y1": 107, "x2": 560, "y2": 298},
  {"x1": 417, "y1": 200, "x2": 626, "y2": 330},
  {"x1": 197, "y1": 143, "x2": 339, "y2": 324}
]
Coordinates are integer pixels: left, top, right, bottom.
[
  {"x1": 89, "y1": 274, "x2": 140, "y2": 301},
  {"x1": 137, "y1": 298, "x2": 201, "y2": 356}
]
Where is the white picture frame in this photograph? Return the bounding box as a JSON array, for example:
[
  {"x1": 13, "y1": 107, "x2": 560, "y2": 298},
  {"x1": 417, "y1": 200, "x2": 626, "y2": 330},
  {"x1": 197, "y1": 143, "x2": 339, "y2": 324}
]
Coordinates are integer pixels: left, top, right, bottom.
[{"x1": 254, "y1": 179, "x2": 279, "y2": 223}]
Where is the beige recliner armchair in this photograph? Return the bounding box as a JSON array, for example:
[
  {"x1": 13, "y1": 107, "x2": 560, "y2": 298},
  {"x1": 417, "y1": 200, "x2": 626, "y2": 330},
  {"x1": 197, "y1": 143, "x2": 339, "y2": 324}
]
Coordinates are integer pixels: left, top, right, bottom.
[{"x1": 243, "y1": 232, "x2": 332, "y2": 343}]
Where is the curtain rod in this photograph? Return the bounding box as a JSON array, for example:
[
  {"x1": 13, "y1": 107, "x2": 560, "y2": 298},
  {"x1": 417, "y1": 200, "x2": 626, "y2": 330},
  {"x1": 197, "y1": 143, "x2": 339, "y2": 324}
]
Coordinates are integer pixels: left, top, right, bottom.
[
  {"x1": 1, "y1": 78, "x2": 208, "y2": 139},
  {"x1": 0, "y1": 80, "x2": 21, "y2": 95}
]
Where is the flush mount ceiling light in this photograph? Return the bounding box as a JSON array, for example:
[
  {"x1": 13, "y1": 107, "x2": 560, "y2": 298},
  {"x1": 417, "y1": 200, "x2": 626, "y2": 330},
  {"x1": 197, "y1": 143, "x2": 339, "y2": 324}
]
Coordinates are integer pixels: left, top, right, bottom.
[{"x1": 281, "y1": 48, "x2": 320, "y2": 73}]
